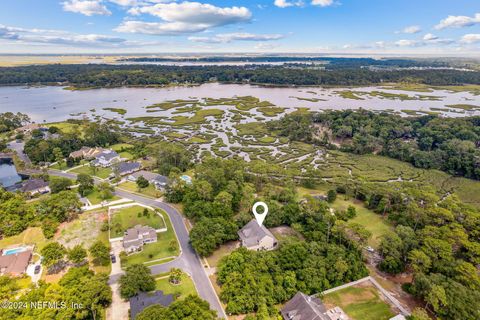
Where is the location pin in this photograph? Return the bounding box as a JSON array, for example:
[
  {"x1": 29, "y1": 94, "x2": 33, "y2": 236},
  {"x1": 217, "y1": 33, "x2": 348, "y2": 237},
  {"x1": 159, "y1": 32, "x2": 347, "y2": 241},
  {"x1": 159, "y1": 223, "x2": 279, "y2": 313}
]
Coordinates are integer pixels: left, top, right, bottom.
[{"x1": 252, "y1": 202, "x2": 268, "y2": 226}]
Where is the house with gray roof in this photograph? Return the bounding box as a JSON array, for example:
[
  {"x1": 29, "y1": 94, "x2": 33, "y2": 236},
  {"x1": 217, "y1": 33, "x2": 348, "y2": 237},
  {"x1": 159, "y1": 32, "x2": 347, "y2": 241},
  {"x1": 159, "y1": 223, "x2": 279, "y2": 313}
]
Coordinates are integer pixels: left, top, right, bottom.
[
  {"x1": 117, "y1": 162, "x2": 141, "y2": 176},
  {"x1": 128, "y1": 170, "x2": 169, "y2": 189},
  {"x1": 123, "y1": 225, "x2": 157, "y2": 253},
  {"x1": 91, "y1": 150, "x2": 120, "y2": 167},
  {"x1": 20, "y1": 178, "x2": 50, "y2": 195},
  {"x1": 129, "y1": 291, "x2": 173, "y2": 319},
  {"x1": 238, "y1": 219, "x2": 277, "y2": 251},
  {"x1": 281, "y1": 292, "x2": 349, "y2": 320}
]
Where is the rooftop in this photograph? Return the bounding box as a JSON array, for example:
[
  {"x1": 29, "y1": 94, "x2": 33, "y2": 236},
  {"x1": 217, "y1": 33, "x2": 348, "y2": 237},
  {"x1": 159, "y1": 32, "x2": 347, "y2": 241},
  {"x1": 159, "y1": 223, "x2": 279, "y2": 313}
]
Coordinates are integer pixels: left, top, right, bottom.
[
  {"x1": 129, "y1": 290, "x2": 174, "y2": 319},
  {"x1": 20, "y1": 178, "x2": 49, "y2": 192},
  {"x1": 0, "y1": 250, "x2": 32, "y2": 276},
  {"x1": 237, "y1": 219, "x2": 276, "y2": 248},
  {"x1": 118, "y1": 161, "x2": 141, "y2": 174}
]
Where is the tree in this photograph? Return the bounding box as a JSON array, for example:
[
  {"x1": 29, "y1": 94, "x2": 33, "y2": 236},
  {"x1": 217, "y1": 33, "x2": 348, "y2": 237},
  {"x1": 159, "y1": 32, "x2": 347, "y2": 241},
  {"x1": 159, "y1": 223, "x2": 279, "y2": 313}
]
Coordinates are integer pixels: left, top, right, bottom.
[
  {"x1": 119, "y1": 264, "x2": 155, "y2": 299},
  {"x1": 77, "y1": 173, "x2": 94, "y2": 196},
  {"x1": 97, "y1": 182, "x2": 114, "y2": 200},
  {"x1": 169, "y1": 268, "x2": 183, "y2": 285},
  {"x1": 89, "y1": 241, "x2": 110, "y2": 266},
  {"x1": 190, "y1": 217, "x2": 238, "y2": 257},
  {"x1": 41, "y1": 242, "x2": 66, "y2": 267},
  {"x1": 136, "y1": 175, "x2": 149, "y2": 189},
  {"x1": 136, "y1": 295, "x2": 217, "y2": 320},
  {"x1": 409, "y1": 308, "x2": 430, "y2": 320},
  {"x1": 327, "y1": 189, "x2": 337, "y2": 203},
  {"x1": 53, "y1": 147, "x2": 64, "y2": 168},
  {"x1": 67, "y1": 245, "x2": 87, "y2": 264},
  {"x1": 49, "y1": 176, "x2": 72, "y2": 193},
  {"x1": 426, "y1": 284, "x2": 447, "y2": 313}
]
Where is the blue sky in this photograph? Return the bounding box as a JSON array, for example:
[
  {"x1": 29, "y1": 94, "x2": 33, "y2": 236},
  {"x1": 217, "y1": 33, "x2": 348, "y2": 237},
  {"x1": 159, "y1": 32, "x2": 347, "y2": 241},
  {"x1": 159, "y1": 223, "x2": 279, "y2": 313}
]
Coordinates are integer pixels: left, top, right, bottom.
[{"x1": 0, "y1": 0, "x2": 479, "y2": 55}]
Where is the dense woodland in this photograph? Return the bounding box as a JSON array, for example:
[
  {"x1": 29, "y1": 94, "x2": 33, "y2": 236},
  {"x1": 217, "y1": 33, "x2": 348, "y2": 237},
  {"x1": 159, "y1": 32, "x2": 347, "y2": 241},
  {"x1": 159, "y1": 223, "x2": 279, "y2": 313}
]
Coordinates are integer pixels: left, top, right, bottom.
[
  {"x1": 1, "y1": 64, "x2": 480, "y2": 87},
  {"x1": 271, "y1": 110, "x2": 480, "y2": 180}
]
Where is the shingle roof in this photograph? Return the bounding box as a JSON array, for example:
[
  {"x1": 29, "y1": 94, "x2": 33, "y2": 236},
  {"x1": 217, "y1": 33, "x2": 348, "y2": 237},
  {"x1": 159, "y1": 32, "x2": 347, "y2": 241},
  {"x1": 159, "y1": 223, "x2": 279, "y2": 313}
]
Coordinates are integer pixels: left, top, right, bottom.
[
  {"x1": 95, "y1": 150, "x2": 119, "y2": 161},
  {"x1": 130, "y1": 170, "x2": 168, "y2": 184},
  {"x1": 281, "y1": 292, "x2": 328, "y2": 320},
  {"x1": 20, "y1": 178, "x2": 48, "y2": 192},
  {"x1": 237, "y1": 219, "x2": 276, "y2": 247},
  {"x1": 129, "y1": 291, "x2": 174, "y2": 319},
  {"x1": 118, "y1": 162, "x2": 141, "y2": 174},
  {"x1": 0, "y1": 250, "x2": 32, "y2": 275}
]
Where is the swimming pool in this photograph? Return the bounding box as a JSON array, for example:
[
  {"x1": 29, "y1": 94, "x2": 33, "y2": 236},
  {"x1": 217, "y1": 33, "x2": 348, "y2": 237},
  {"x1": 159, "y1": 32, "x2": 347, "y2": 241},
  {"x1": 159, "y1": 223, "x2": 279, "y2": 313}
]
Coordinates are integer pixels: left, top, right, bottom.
[{"x1": 2, "y1": 247, "x2": 27, "y2": 255}]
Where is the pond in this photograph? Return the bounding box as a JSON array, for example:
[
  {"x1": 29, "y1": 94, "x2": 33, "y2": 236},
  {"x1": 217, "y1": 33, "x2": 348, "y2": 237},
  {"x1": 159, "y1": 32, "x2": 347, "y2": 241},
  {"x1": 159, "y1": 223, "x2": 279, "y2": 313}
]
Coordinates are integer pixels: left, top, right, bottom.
[
  {"x1": 0, "y1": 160, "x2": 22, "y2": 188},
  {"x1": 0, "y1": 83, "x2": 479, "y2": 123}
]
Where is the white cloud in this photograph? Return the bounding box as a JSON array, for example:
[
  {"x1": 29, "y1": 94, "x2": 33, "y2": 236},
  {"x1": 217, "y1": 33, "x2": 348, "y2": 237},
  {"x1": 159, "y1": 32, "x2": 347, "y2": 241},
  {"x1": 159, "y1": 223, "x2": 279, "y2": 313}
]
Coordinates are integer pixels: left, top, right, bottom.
[
  {"x1": 311, "y1": 0, "x2": 334, "y2": 7},
  {"x1": 188, "y1": 32, "x2": 285, "y2": 43},
  {"x1": 62, "y1": 0, "x2": 111, "y2": 16},
  {"x1": 435, "y1": 13, "x2": 480, "y2": 30},
  {"x1": 274, "y1": 0, "x2": 304, "y2": 8},
  {"x1": 254, "y1": 43, "x2": 279, "y2": 50},
  {"x1": 461, "y1": 34, "x2": 480, "y2": 44},
  {"x1": 117, "y1": 2, "x2": 251, "y2": 35},
  {"x1": 401, "y1": 25, "x2": 421, "y2": 34},
  {"x1": 395, "y1": 39, "x2": 423, "y2": 47},
  {"x1": 423, "y1": 33, "x2": 438, "y2": 41},
  {"x1": 0, "y1": 24, "x2": 152, "y2": 48}
]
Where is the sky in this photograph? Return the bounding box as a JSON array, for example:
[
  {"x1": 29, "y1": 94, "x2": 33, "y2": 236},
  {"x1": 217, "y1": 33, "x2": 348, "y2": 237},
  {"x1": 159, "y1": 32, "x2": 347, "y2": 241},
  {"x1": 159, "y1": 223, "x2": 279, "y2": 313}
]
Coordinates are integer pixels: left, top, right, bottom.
[{"x1": 0, "y1": 0, "x2": 479, "y2": 55}]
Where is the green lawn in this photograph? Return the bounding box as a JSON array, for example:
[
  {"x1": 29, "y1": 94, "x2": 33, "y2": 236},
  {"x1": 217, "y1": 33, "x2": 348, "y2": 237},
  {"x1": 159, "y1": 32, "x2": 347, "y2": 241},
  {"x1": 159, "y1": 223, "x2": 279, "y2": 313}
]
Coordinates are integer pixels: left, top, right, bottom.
[
  {"x1": 110, "y1": 205, "x2": 166, "y2": 238},
  {"x1": 155, "y1": 273, "x2": 197, "y2": 300},
  {"x1": 71, "y1": 165, "x2": 112, "y2": 179},
  {"x1": 120, "y1": 209, "x2": 179, "y2": 266},
  {"x1": 323, "y1": 286, "x2": 395, "y2": 320},
  {"x1": 85, "y1": 188, "x2": 120, "y2": 205},
  {"x1": 0, "y1": 227, "x2": 48, "y2": 252},
  {"x1": 331, "y1": 198, "x2": 392, "y2": 248},
  {"x1": 117, "y1": 181, "x2": 163, "y2": 199}
]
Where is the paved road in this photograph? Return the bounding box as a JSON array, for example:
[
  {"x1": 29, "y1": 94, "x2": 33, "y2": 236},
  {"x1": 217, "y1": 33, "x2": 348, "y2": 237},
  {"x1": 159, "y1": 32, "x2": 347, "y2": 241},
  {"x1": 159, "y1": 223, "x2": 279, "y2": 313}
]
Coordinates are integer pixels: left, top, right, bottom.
[
  {"x1": 48, "y1": 170, "x2": 227, "y2": 319},
  {"x1": 7, "y1": 140, "x2": 31, "y2": 165}
]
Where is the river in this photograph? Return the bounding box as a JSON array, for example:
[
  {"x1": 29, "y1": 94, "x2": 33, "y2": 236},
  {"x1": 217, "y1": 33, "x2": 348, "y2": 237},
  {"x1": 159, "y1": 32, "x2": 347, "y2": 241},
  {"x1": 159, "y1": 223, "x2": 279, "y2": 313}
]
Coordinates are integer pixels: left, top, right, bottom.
[{"x1": 0, "y1": 83, "x2": 479, "y2": 123}]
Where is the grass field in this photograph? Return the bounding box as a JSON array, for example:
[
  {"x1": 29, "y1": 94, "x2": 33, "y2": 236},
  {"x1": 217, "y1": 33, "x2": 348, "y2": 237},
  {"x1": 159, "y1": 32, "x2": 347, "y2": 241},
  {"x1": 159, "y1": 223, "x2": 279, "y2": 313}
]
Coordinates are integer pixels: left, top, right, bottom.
[
  {"x1": 56, "y1": 210, "x2": 106, "y2": 249},
  {"x1": 155, "y1": 273, "x2": 197, "y2": 300},
  {"x1": 109, "y1": 205, "x2": 166, "y2": 238},
  {"x1": 71, "y1": 165, "x2": 112, "y2": 179},
  {"x1": 117, "y1": 181, "x2": 163, "y2": 199},
  {"x1": 86, "y1": 188, "x2": 120, "y2": 205},
  {"x1": 206, "y1": 241, "x2": 239, "y2": 268},
  {"x1": 0, "y1": 227, "x2": 48, "y2": 252},
  {"x1": 323, "y1": 285, "x2": 395, "y2": 320},
  {"x1": 120, "y1": 210, "x2": 179, "y2": 266}
]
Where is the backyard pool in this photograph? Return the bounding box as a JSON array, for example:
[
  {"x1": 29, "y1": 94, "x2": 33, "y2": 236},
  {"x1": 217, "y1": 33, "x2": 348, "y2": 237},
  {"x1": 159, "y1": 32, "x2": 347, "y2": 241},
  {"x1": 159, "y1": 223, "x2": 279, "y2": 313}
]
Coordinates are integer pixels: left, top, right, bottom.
[{"x1": 2, "y1": 247, "x2": 27, "y2": 256}]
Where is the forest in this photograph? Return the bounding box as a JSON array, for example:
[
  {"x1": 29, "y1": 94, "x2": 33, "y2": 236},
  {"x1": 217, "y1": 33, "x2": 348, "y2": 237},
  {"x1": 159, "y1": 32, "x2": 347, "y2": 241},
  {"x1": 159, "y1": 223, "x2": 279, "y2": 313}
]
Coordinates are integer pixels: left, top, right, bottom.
[
  {"x1": 270, "y1": 110, "x2": 480, "y2": 180},
  {"x1": 0, "y1": 63, "x2": 480, "y2": 88}
]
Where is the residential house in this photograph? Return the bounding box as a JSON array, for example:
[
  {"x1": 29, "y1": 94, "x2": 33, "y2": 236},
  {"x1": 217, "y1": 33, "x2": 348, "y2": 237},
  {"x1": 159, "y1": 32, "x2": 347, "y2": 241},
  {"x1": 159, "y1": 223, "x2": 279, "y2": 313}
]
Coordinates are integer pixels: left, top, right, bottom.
[
  {"x1": 129, "y1": 291, "x2": 173, "y2": 319},
  {"x1": 128, "y1": 170, "x2": 169, "y2": 189},
  {"x1": 238, "y1": 219, "x2": 277, "y2": 251},
  {"x1": 116, "y1": 162, "x2": 141, "y2": 176},
  {"x1": 15, "y1": 123, "x2": 41, "y2": 134},
  {"x1": 69, "y1": 147, "x2": 104, "y2": 159},
  {"x1": 123, "y1": 225, "x2": 157, "y2": 253},
  {"x1": 91, "y1": 150, "x2": 120, "y2": 167},
  {"x1": 0, "y1": 250, "x2": 32, "y2": 276},
  {"x1": 281, "y1": 292, "x2": 349, "y2": 320},
  {"x1": 20, "y1": 178, "x2": 50, "y2": 195}
]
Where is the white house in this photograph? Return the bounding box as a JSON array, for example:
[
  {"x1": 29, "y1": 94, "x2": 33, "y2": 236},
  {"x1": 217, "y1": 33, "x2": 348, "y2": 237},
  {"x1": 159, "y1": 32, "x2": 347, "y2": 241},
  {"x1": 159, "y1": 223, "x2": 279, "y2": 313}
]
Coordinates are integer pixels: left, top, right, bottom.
[
  {"x1": 91, "y1": 150, "x2": 120, "y2": 167},
  {"x1": 122, "y1": 225, "x2": 157, "y2": 254},
  {"x1": 128, "y1": 170, "x2": 169, "y2": 190},
  {"x1": 237, "y1": 220, "x2": 277, "y2": 251}
]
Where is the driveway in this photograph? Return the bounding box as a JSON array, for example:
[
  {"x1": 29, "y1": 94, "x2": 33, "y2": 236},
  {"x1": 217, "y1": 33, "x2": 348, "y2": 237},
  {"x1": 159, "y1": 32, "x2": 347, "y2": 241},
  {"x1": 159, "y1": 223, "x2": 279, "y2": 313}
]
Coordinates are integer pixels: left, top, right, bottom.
[
  {"x1": 7, "y1": 140, "x2": 30, "y2": 165},
  {"x1": 106, "y1": 240, "x2": 128, "y2": 320}
]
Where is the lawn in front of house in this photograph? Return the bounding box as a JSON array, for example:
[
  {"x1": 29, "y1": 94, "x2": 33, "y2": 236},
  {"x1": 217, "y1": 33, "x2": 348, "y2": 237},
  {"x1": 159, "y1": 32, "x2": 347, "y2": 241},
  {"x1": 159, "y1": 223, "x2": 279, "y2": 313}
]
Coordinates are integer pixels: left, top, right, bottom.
[
  {"x1": 70, "y1": 165, "x2": 112, "y2": 179},
  {"x1": 120, "y1": 210, "x2": 179, "y2": 267},
  {"x1": 155, "y1": 272, "x2": 197, "y2": 300},
  {"x1": 85, "y1": 188, "x2": 120, "y2": 205},
  {"x1": 322, "y1": 285, "x2": 395, "y2": 320},
  {"x1": 117, "y1": 181, "x2": 162, "y2": 199},
  {"x1": 109, "y1": 205, "x2": 166, "y2": 238}
]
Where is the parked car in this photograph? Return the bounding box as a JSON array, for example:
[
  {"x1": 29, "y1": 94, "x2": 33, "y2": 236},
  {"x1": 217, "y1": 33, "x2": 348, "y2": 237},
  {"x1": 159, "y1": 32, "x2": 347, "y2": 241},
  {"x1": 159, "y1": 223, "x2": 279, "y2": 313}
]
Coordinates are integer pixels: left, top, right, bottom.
[
  {"x1": 365, "y1": 246, "x2": 375, "y2": 253},
  {"x1": 110, "y1": 254, "x2": 116, "y2": 263},
  {"x1": 34, "y1": 265, "x2": 41, "y2": 274}
]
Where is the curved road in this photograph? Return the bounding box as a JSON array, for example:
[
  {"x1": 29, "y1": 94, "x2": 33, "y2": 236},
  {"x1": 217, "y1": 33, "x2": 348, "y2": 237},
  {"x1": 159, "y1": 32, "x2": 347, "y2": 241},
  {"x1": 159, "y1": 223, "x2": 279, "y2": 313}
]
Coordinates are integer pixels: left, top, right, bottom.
[{"x1": 49, "y1": 170, "x2": 226, "y2": 319}]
